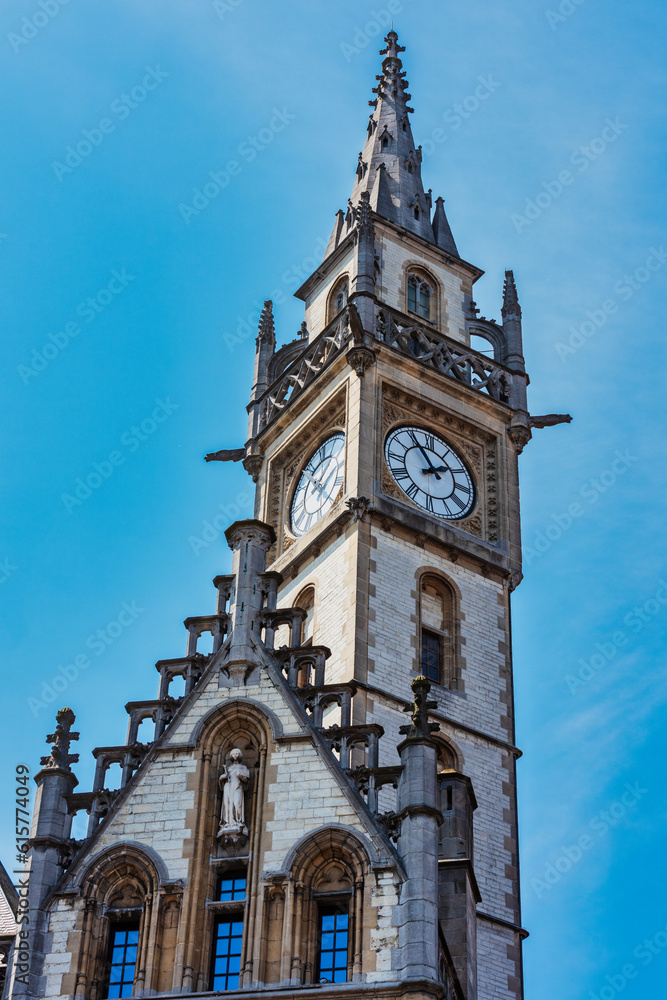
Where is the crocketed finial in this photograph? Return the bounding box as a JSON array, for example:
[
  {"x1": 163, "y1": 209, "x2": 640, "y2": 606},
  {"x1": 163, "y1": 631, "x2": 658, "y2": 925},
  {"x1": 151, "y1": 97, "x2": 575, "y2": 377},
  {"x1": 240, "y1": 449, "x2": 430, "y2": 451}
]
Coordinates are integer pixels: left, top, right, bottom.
[
  {"x1": 399, "y1": 675, "x2": 439, "y2": 740},
  {"x1": 40, "y1": 707, "x2": 80, "y2": 772},
  {"x1": 502, "y1": 270, "x2": 522, "y2": 319},
  {"x1": 256, "y1": 300, "x2": 275, "y2": 347}
]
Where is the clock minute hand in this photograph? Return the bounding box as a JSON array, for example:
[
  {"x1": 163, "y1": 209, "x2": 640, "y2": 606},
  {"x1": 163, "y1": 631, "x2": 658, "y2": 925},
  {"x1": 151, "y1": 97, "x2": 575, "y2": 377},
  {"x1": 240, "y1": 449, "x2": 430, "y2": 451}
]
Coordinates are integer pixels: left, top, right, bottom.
[{"x1": 416, "y1": 445, "x2": 441, "y2": 481}]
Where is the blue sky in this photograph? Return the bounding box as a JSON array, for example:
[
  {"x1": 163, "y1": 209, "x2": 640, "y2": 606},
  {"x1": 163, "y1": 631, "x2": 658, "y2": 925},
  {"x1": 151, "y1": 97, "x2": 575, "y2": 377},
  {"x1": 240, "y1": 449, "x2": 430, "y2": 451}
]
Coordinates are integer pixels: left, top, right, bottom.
[{"x1": 1, "y1": 1, "x2": 666, "y2": 996}]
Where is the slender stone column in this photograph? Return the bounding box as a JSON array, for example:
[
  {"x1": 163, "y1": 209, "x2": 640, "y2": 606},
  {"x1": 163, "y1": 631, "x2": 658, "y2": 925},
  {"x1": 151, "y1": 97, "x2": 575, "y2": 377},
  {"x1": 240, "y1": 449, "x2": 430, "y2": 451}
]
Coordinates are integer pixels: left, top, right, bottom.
[
  {"x1": 393, "y1": 676, "x2": 440, "y2": 981},
  {"x1": 224, "y1": 520, "x2": 276, "y2": 666}
]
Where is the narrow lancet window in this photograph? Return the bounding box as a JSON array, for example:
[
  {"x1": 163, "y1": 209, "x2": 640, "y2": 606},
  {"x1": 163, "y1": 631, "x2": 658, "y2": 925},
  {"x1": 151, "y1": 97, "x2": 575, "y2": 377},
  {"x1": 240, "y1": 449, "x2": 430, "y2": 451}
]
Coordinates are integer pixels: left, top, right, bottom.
[
  {"x1": 211, "y1": 919, "x2": 243, "y2": 991},
  {"x1": 107, "y1": 924, "x2": 139, "y2": 999},
  {"x1": 317, "y1": 908, "x2": 349, "y2": 983}
]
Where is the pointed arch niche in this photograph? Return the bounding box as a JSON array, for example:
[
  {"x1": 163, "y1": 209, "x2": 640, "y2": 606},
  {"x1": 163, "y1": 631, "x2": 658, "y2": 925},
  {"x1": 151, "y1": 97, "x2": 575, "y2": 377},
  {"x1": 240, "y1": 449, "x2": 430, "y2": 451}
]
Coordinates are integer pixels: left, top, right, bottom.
[
  {"x1": 71, "y1": 843, "x2": 179, "y2": 999},
  {"x1": 259, "y1": 826, "x2": 371, "y2": 986},
  {"x1": 326, "y1": 275, "x2": 349, "y2": 324},
  {"x1": 180, "y1": 700, "x2": 273, "y2": 992}
]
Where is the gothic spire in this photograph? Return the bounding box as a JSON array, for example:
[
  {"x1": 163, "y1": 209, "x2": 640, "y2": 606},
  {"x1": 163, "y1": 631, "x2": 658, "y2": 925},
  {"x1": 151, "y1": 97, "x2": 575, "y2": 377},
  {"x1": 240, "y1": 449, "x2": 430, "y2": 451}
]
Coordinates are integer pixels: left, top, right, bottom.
[{"x1": 329, "y1": 30, "x2": 458, "y2": 253}]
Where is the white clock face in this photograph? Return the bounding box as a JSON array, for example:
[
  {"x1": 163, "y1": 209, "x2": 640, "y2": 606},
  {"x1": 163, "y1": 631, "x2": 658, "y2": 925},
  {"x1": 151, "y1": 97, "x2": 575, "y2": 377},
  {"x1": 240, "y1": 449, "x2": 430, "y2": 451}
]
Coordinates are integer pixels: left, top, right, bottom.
[
  {"x1": 290, "y1": 433, "x2": 345, "y2": 536},
  {"x1": 385, "y1": 426, "x2": 475, "y2": 520}
]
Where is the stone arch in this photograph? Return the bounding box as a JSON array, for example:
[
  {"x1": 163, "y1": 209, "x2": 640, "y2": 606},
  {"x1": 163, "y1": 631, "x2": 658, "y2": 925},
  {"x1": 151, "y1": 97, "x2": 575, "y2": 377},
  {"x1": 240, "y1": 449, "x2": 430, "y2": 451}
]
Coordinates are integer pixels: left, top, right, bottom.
[
  {"x1": 72, "y1": 842, "x2": 165, "y2": 998},
  {"x1": 270, "y1": 826, "x2": 374, "y2": 984},
  {"x1": 281, "y1": 824, "x2": 377, "y2": 877},
  {"x1": 295, "y1": 583, "x2": 316, "y2": 645},
  {"x1": 434, "y1": 733, "x2": 464, "y2": 772},
  {"x1": 190, "y1": 697, "x2": 282, "y2": 749}
]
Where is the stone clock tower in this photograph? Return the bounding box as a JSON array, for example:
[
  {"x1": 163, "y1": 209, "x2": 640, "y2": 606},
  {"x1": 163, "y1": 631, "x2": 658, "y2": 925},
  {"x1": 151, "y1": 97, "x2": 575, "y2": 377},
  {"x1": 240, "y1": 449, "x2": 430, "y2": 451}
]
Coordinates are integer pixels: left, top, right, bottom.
[{"x1": 11, "y1": 30, "x2": 567, "y2": 1000}]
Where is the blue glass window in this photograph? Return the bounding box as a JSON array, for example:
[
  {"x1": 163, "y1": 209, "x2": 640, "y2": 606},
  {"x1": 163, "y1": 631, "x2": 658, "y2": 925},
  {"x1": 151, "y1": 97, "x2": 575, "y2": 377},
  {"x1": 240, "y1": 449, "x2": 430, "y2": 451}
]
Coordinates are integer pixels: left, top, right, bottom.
[
  {"x1": 107, "y1": 925, "x2": 138, "y2": 998},
  {"x1": 421, "y1": 629, "x2": 441, "y2": 683},
  {"x1": 218, "y1": 872, "x2": 246, "y2": 901},
  {"x1": 318, "y1": 909, "x2": 349, "y2": 983},
  {"x1": 211, "y1": 919, "x2": 244, "y2": 991}
]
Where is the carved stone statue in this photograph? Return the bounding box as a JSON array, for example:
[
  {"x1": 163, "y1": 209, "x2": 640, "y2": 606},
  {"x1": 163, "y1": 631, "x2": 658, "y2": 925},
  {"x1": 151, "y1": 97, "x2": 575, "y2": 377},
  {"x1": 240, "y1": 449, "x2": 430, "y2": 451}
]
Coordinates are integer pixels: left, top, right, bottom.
[{"x1": 217, "y1": 748, "x2": 249, "y2": 840}]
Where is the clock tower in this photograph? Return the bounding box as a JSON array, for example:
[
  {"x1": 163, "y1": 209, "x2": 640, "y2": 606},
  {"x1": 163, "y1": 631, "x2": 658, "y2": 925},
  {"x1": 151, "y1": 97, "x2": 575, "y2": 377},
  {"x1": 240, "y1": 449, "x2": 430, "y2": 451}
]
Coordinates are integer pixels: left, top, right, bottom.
[
  {"x1": 236, "y1": 28, "x2": 534, "y2": 999},
  {"x1": 15, "y1": 29, "x2": 572, "y2": 1000}
]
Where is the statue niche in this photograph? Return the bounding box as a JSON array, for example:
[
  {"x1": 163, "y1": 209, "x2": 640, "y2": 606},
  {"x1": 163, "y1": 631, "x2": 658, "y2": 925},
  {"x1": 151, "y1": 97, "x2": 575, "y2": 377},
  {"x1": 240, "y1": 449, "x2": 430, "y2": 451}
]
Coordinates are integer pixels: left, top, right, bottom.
[{"x1": 217, "y1": 748, "x2": 250, "y2": 844}]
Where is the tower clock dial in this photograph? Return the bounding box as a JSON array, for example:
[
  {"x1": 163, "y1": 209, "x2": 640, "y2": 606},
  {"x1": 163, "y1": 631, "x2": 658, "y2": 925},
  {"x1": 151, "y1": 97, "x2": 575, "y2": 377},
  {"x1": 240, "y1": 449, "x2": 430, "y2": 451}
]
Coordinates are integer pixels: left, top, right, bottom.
[
  {"x1": 385, "y1": 425, "x2": 475, "y2": 520},
  {"x1": 290, "y1": 432, "x2": 345, "y2": 536}
]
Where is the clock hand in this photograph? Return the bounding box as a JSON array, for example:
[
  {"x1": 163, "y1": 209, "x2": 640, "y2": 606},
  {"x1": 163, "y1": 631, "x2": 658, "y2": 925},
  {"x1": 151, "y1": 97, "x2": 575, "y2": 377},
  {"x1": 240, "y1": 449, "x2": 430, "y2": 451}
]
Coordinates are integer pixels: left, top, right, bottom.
[
  {"x1": 415, "y1": 444, "x2": 441, "y2": 481},
  {"x1": 302, "y1": 470, "x2": 326, "y2": 495},
  {"x1": 317, "y1": 463, "x2": 339, "y2": 495},
  {"x1": 423, "y1": 465, "x2": 449, "y2": 474}
]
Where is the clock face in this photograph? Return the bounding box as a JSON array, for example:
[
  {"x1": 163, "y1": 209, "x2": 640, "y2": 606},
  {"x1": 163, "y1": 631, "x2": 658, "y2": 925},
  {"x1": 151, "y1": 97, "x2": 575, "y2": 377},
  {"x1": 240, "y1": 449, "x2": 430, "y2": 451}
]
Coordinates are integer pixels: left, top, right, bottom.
[
  {"x1": 385, "y1": 426, "x2": 475, "y2": 520},
  {"x1": 290, "y1": 433, "x2": 345, "y2": 536}
]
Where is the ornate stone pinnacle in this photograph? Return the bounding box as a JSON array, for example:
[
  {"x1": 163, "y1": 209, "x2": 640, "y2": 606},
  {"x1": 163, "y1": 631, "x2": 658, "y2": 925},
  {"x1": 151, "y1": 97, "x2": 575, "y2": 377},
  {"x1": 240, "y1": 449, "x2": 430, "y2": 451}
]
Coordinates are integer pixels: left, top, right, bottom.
[
  {"x1": 256, "y1": 300, "x2": 275, "y2": 347},
  {"x1": 502, "y1": 270, "x2": 522, "y2": 320},
  {"x1": 41, "y1": 707, "x2": 80, "y2": 771},
  {"x1": 399, "y1": 675, "x2": 439, "y2": 740}
]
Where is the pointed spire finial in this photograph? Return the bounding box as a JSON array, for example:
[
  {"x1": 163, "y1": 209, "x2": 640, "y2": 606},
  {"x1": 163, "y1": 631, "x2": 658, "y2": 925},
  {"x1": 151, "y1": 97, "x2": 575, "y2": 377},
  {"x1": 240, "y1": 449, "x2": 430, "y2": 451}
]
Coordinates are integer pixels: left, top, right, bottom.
[
  {"x1": 40, "y1": 707, "x2": 80, "y2": 772},
  {"x1": 502, "y1": 270, "x2": 522, "y2": 319}
]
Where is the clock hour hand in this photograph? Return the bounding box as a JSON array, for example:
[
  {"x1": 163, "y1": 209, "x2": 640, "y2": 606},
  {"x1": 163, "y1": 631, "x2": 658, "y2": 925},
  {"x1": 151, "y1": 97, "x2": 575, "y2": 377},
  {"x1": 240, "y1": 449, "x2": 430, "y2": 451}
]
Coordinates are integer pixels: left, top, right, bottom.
[
  {"x1": 424, "y1": 465, "x2": 449, "y2": 474},
  {"x1": 302, "y1": 470, "x2": 326, "y2": 495},
  {"x1": 416, "y1": 445, "x2": 441, "y2": 481}
]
